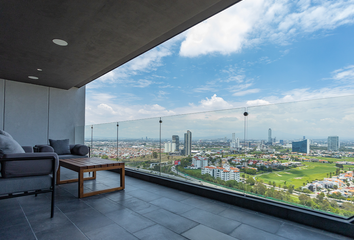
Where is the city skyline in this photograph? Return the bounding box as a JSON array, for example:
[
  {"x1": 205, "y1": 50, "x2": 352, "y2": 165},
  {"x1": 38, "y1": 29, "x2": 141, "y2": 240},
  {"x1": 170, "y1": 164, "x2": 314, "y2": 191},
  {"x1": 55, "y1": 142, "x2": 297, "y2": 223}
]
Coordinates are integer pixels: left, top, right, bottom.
[{"x1": 84, "y1": 94, "x2": 354, "y2": 140}]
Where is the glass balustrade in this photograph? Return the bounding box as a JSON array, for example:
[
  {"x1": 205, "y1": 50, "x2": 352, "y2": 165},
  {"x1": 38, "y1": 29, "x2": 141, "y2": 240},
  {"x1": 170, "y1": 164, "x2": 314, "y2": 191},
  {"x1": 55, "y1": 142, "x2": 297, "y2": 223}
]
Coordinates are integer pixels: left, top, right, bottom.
[{"x1": 84, "y1": 95, "x2": 354, "y2": 218}]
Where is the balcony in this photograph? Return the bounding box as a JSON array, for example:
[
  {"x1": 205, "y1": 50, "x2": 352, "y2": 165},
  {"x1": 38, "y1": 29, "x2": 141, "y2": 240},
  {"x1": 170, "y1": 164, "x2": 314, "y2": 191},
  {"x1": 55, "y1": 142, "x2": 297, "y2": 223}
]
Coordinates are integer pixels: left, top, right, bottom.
[{"x1": 0, "y1": 168, "x2": 350, "y2": 240}]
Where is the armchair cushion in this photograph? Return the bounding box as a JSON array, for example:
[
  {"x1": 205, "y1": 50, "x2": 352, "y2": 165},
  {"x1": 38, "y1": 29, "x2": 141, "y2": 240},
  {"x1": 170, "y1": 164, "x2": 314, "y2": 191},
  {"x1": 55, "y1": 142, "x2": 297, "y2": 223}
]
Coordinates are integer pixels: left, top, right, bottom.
[
  {"x1": 1, "y1": 152, "x2": 59, "y2": 178},
  {"x1": 0, "y1": 130, "x2": 25, "y2": 155},
  {"x1": 49, "y1": 139, "x2": 71, "y2": 155}
]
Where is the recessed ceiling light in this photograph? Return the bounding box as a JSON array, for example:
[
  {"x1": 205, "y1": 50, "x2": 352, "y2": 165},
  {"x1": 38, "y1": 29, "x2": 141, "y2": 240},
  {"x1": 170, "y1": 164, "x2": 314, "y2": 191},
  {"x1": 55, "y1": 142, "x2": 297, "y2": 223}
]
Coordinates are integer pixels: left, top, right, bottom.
[
  {"x1": 37, "y1": 68, "x2": 42, "y2": 71},
  {"x1": 52, "y1": 39, "x2": 68, "y2": 46},
  {"x1": 28, "y1": 76, "x2": 38, "y2": 80}
]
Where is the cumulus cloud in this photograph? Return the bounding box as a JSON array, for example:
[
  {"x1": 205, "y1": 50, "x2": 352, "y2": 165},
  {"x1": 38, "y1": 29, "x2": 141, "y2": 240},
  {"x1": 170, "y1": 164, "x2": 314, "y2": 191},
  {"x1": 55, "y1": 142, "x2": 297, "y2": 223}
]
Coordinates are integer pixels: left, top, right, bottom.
[
  {"x1": 180, "y1": 0, "x2": 354, "y2": 57},
  {"x1": 199, "y1": 94, "x2": 233, "y2": 109}
]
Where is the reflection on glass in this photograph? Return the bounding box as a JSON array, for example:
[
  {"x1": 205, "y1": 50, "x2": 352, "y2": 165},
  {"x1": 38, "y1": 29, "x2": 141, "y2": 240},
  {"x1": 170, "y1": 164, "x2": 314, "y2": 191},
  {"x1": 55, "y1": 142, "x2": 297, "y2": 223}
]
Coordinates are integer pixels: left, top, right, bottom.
[{"x1": 84, "y1": 95, "x2": 354, "y2": 218}]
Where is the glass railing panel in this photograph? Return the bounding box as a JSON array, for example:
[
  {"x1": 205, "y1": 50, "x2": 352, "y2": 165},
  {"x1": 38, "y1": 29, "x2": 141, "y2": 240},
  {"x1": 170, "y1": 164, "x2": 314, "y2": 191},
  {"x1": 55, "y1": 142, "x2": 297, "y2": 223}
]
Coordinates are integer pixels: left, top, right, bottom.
[
  {"x1": 246, "y1": 95, "x2": 354, "y2": 217},
  {"x1": 118, "y1": 117, "x2": 160, "y2": 174},
  {"x1": 159, "y1": 108, "x2": 247, "y2": 193},
  {"x1": 88, "y1": 122, "x2": 118, "y2": 160},
  {"x1": 84, "y1": 124, "x2": 92, "y2": 148}
]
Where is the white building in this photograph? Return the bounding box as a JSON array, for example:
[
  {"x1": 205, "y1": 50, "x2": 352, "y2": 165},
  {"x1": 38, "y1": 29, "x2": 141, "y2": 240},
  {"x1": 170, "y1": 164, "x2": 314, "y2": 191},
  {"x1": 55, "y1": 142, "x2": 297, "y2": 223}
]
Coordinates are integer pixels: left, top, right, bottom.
[
  {"x1": 201, "y1": 164, "x2": 240, "y2": 182},
  {"x1": 192, "y1": 156, "x2": 208, "y2": 168}
]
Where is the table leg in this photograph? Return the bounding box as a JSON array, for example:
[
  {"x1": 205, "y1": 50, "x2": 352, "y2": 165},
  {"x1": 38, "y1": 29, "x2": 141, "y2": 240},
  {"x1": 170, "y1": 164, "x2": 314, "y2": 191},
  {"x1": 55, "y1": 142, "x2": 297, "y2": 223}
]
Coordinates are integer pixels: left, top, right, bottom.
[
  {"x1": 79, "y1": 170, "x2": 84, "y2": 198},
  {"x1": 121, "y1": 166, "x2": 125, "y2": 189}
]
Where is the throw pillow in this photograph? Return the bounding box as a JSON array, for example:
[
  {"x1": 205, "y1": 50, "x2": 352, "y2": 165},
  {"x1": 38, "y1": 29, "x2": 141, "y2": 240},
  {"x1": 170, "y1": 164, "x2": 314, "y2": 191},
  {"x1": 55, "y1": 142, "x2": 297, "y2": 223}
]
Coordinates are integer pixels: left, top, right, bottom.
[
  {"x1": 49, "y1": 139, "x2": 71, "y2": 155},
  {"x1": 0, "y1": 130, "x2": 25, "y2": 154},
  {"x1": 71, "y1": 144, "x2": 89, "y2": 156}
]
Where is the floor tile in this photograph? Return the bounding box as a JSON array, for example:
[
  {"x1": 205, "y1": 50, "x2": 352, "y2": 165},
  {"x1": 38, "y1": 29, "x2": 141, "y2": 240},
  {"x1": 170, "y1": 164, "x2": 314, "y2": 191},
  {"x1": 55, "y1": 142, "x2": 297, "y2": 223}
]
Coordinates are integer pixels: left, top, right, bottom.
[
  {"x1": 182, "y1": 208, "x2": 241, "y2": 234},
  {"x1": 134, "y1": 224, "x2": 188, "y2": 240},
  {"x1": 219, "y1": 207, "x2": 283, "y2": 233},
  {"x1": 143, "y1": 208, "x2": 198, "y2": 234},
  {"x1": 106, "y1": 208, "x2": 155, "y2": 233},
  {"x1": 182, "y1": 224, "x2": 236, "y2": 240},
  {"x1": 230, "y1": 224, "x2": 288, "y2": 240},
  {"x1": 0, "y1": 223, "x2": 36, "y2": 240},
  {"x1": 35, "y1": 223, "x2": 88, "y2": 240},
  {"x1": 181, "y1": 196, "x2": 228, "y2": 214},
  {"x1": 127, "y1": 189, "x2": 162, "y2": 202},
  {"x1": 85, "y1": 223, "x2": 138, "y2": 240},
  {"x1": 149, "y1": 197, "x2": 194, "y2": 214},
  {"x1": 276, "y1": 223, "x2": 350, "y2": 240}
]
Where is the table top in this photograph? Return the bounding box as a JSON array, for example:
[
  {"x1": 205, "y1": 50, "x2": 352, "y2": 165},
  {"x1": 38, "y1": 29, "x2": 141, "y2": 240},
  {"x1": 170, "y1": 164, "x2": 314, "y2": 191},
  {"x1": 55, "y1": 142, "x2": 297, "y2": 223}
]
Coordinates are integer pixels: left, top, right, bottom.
[{"x1": 60, "y1": 157, "x2": 124, "y2": 169}]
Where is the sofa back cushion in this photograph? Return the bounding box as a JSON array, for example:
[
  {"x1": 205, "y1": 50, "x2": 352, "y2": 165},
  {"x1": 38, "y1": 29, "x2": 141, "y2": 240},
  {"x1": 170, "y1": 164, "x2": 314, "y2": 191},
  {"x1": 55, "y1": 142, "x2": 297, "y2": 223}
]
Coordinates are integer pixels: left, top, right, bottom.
[
  {"x1": 49, "y1": 139, "x2": 71, "y2": 155},
  {"x1": 0, "y1": 130, "x2": 25, "y2": 155}
]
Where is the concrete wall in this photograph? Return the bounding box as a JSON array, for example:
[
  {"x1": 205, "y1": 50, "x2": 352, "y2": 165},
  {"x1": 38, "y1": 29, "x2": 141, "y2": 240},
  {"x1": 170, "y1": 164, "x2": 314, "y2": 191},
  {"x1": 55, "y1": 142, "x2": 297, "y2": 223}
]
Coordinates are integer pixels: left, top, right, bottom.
[{"x1": 0, "y1": 79, "x2": 85, "y2": 146}]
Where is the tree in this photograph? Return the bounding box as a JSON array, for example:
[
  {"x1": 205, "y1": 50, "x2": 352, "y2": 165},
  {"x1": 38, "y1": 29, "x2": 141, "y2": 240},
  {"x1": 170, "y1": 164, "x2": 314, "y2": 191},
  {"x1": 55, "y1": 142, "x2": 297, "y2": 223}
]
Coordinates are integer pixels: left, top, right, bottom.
[
  {"x1": 299, "y1": 194, "x2": 312, "y2": 206},
  {"x1": 246, "y1": 177, "x2": 256, "y2": 185},
  {"x1": 333, "y1": 185, "x2": 338, "y2": 190},
  {"x1": 254, "y1": 182, "x2": 267, "y2": 195},
  {"x1": 101, "y1": 155, "x2": 108, "y2": 159},
  {"x1": 152, "y1": 152, "x2": 158, "y2": 158},
  {"x1": 336, "y1": 168, "x2": 340, "y2": 175},
  {"x1": 347, "y1": 182, "x2": 350, "y2": 187},
  {"x1": 316, "y1": 192, "x2": 325, "y2": 202}
]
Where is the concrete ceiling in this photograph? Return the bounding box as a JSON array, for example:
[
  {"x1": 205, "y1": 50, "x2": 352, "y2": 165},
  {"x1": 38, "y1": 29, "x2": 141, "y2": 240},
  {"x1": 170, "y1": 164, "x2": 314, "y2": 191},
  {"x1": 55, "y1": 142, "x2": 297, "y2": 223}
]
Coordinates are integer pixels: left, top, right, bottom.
[{"x1": 0, "y1": 0, "x2": 241, "y2": 90}]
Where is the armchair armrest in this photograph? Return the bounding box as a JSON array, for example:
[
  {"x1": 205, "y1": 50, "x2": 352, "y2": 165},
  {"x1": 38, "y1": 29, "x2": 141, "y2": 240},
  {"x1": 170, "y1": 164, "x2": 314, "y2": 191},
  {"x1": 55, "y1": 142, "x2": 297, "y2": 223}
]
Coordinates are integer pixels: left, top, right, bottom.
[{"x1": 0, "y1": 153, "x2": 59, "y2": 178}]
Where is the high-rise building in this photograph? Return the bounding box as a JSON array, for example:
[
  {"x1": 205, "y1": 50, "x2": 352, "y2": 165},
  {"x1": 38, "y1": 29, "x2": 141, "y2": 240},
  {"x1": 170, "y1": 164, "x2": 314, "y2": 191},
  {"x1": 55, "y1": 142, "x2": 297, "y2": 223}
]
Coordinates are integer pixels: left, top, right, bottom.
[
  {"x1": 268, "y1": 128, "x2": 272, "y2": 144},
  {"x1": 292, "y1": 139, "x2": 310, "y2": 154},
  {"x1": 184, "y1": 130, "x2": 192, "y2": 156},
  {"x1": 230, "y1": 133, "x2": 240, "y2": 150},
  {"x1": 164, "y1": 142, "x2": 171, "y2": 153},
  {"x1": 172, "y1": 135, "x2": 179, "y2": 151},
  {"x1": 328, "y1": 136, "x2": 340, "y2": 151}
]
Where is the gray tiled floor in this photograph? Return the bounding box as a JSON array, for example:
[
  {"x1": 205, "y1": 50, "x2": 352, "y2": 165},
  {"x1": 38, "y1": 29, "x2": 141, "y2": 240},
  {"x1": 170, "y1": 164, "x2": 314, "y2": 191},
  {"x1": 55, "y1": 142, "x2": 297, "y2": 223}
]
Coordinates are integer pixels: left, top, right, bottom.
[{"x1": 0, "y1": 168, "x2": 352, "y2": 240}]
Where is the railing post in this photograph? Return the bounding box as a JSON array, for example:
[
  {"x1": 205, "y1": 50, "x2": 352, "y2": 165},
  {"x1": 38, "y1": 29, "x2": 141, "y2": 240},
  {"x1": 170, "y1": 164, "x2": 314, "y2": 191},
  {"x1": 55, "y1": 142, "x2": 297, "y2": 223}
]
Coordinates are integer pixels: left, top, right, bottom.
[
  {"x1": 91, "y1": 125, "x2": 93, "y2": 157},
  {"x1": 117, "y1": 122, "x2": 119, "y2": 161},
  {"x1": 159, "y1": 117, "x2": 162, "y2": 176},
  {"x1": 244, "y1": 109, "x2": 248, "y2": 153}
]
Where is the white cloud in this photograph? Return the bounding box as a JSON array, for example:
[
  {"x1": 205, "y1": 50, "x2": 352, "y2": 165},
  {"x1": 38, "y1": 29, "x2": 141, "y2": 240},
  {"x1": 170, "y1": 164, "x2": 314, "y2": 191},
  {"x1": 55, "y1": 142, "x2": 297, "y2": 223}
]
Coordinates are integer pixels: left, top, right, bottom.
[
  {"x1": 331, "y1": 65, "x2": 354, "y2": 81},
  {"x1": 233, "y1": 88, "x2": 260, "y2": 96},
  {"x1": 134, "y1": 80, "x2": 153, "y2": 88},
  {"x1": 91, "y1": 41, "x2": 174, "y2": 88},
  {"x1": 198, "y1": 94, "x2": 233, "y2": 109},
  {"x1": 180, "y1": 0, "x2": 354, "y2": 57},
  {"x1": 246, "y1": 99, "x2": 270, "y2": 106}
]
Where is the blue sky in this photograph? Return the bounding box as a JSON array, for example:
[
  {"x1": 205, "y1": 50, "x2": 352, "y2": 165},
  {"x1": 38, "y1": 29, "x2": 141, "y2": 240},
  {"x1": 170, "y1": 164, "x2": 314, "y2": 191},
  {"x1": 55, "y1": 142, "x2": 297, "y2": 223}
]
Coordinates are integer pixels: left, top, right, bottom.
[{"x1": 86, "y1": 0, "x2": 354, "y2": 126}]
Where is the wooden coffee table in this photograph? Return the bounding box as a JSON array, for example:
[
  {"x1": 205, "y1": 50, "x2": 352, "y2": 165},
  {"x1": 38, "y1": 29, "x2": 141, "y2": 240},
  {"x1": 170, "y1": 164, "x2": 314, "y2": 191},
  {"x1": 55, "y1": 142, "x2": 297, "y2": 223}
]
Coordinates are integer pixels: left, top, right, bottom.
[{"x1": 56, "y1": 157, "x2": 125, "y2": 198}]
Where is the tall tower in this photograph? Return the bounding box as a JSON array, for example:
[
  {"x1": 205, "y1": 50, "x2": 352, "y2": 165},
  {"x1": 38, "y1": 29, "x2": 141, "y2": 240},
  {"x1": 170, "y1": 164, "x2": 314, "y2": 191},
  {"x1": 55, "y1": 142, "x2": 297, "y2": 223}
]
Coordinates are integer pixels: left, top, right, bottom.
[
  {"x1": 232, "y1": 133, "x2": 235, "y2": 142},
  {"x1": 184, "y1": 130, "x2": 192, "y2": 156},
  {"x1": 268, "y1": 128, "x2": 272, "y2": 144},
  {"x1": 172, "y1": 135, "x2": 179, "y2": 151},
  {"x1": 328, "y1": 136, "x2": 339, "y2": 151}
]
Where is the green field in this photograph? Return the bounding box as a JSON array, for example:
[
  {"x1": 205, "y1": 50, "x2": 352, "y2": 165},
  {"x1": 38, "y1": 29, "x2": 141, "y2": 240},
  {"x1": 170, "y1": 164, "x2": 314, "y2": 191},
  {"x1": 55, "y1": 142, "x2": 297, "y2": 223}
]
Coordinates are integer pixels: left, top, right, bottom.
[{"x1": 257, "y1": 162, "x2": 339, "y2": 188}]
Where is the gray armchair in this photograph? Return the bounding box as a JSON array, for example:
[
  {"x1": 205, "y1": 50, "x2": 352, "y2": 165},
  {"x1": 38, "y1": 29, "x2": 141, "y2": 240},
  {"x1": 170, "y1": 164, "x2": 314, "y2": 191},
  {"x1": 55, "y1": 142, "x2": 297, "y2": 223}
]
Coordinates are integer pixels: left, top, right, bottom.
[{"x1": 0, "y1": 146, "x2": 59, "y2": 218}]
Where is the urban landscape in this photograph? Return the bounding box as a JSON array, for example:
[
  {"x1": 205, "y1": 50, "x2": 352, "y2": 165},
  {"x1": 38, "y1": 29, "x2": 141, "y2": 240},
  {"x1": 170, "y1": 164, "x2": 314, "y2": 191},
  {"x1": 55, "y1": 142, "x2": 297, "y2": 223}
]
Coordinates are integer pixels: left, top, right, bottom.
[{"x1": 87, "y1": 128, "x2": 354, "y2": 218}]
